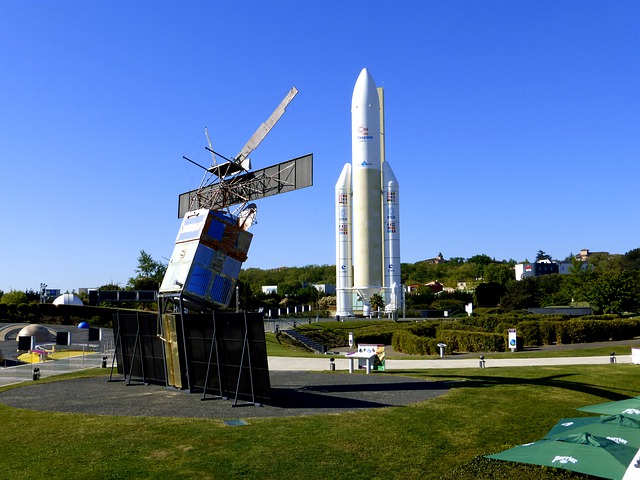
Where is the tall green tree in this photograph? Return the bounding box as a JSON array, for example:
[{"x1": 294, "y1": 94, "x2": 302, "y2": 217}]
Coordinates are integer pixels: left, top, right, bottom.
[
  {"x1": 583, "y1": 272, "x2": 639, "y2": 314},
  {"x1": 128, "y1": 250, "x2": 167, "y2": 290},
  {"x1": 483, "y1": 263, "x2": 515, "y2": 286},
  {"x1": 500, "y1": 278, "x2": 541, "y2": 310}
]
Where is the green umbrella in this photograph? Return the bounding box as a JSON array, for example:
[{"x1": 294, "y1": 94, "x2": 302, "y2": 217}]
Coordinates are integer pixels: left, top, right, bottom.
[
  {"x1": 545, "y1": 415, "x2": 640, "y2": 448},
  {"x1": 579, "y1": 397, "x2": 640, "y2": 418},
  {"x1": 486, "y1": 432, "x2": 640, "y2": 480}
]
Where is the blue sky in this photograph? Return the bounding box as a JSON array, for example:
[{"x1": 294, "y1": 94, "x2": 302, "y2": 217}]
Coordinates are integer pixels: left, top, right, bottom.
[{"x1": 1, "y1": 1, "x2": 639, "y2": 293}]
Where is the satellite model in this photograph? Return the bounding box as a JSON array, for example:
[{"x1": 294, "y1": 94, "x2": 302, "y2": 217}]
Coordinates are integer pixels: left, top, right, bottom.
[
  {"x1": 111, "y1": 87, "x2": 312, "y2": 407},
  {"x1": 159, "y1": 87, "x2": 313, "y2": 312}
]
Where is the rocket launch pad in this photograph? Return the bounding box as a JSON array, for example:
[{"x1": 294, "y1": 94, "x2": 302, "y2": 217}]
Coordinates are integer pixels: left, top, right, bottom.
[{"x1": 336, "y1": 68, "x2": 401, "y2": 317}]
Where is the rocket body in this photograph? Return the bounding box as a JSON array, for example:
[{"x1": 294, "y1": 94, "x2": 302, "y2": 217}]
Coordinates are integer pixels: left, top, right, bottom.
[
  {"x1": 335, "y1": 68, "x2": 401, "y2": 317},
  {"x1": 351, "y1": 69, "x2": 382, "y2": 291}
]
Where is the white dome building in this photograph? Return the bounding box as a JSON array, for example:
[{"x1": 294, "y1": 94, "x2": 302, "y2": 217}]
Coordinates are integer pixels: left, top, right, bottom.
[
  {"x1": 52, "y1": 293, "x2": 84, "y2": 306},
  {"x1": 16, "y1": 324, "x2": 53, "y2": 343}
]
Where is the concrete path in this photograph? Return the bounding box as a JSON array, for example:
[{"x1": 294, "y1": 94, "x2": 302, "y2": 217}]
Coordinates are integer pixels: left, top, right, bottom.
[
  {"x1": 0, "y1": 350, "x2": 109, "y2": 388},
  {"x1": 268, "y1": 353, "x2": 633, "y2": 372},
  {"x1": 0, "y1": 351, "x2": 633, "y2": 389}
]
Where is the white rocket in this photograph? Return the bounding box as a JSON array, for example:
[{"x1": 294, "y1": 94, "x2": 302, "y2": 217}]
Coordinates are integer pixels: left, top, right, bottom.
[{"x1": 335, "y1": 68, "x2": 401, "y2": 317}]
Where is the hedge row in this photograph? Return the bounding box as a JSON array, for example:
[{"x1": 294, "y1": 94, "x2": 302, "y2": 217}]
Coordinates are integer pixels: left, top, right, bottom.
[
  {"x1": 436, "y1": 329, "x2": 505, "y2": 353},
  {"x1": 459, "y1": 313, "x2": 605, "y2": 332},
  {"x1": 0, "y1": 303, "x2": 116, "y2": 327},
  {"x1": 392, "y1": 329, "x2": 505, "y2": 355},
  {"x1": 391, "y1": 330, "x2": 441, "y2": 355},
  {"x1": 353, "y1": 331, "x2": 395, "y2": 346},
  {"x1": 516, "y1": 318, "x2": 640, "y2": 346}
]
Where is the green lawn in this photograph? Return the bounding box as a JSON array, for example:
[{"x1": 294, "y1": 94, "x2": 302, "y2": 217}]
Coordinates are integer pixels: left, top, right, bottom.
[{"x1": 0, "y1": 363, "x2": 635, "y2": 479}]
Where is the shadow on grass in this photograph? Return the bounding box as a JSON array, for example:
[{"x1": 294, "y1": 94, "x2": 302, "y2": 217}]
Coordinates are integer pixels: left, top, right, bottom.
[
  {"x1": 0, "y1": 372, "x2": 455, "y2": 417},
  {"x1": 385, "y1": 369, "x2": 640, "y2": 403}
]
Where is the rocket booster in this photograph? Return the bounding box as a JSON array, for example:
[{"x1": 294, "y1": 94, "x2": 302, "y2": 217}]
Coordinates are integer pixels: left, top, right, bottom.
[
  {"x1": 351, "y1": 68, "x2": 382, "y2": 290},
  {"x1": 383, "y1": 160, "x2": 401, "y2": 304},
  {"x1": 335, "y1": 163, "x2": 353, "y2": 316}
]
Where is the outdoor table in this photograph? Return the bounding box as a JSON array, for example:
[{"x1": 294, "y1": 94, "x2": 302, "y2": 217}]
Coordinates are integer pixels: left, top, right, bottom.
[{"x1": 344, "y1": 352, "x2": 376, "y2": 374}]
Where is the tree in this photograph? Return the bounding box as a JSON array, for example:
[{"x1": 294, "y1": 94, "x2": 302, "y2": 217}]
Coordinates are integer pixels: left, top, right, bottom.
[
  {"x1": 536, "y1": 250, "x2": 550, "y2": 261},
  {"x1": 128, "y1": 250, "x2": 167, "y2": 290},
  {"x1": 467, "y1": 254, "x2": 494, "y2": 279},
  {"x1": 483, "y1": 263, "x2": 515, "y2": 286},
  {"x1": 474, "y1": 282, "x2": 505, "y2": 307},
  {"x1": 583, "y1": 272, "x2": 639, "y2": 314},
  {"x1": 624, "y1": 248, "x2": 640, "y2": 271},
  {"x1": 500, "y1": 278, "x2": 541, "y2": 310},
  {"x1": 0, "y1": 290, "x2": 29, "y2": 306},
  {"x1": 369, "y1": 293, "x2": 385, "y2": 312}
]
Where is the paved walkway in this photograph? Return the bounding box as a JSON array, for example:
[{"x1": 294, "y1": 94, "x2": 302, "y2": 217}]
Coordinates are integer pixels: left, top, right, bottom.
[
  {"x1": 0, "y1": 350, "x2": 634, "y2": 388},
  {"x1": 268, "y1": 353, "x2": 633, "y2": 372},
  {"x1": 0, "y1": 350, "x2": 109, "y2": 387}
]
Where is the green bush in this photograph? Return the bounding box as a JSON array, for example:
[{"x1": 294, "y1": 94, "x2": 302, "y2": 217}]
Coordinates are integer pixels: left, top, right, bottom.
[
  {"x1": 437, "y1": 329, "x2": 505, "y2": 353},
  {"x1": 391, "y1": 330, "x2": 433, "y2": 355},
  {"x1": 539, "y1": 321, "x2": 556, "y2": 345},
  {"x1": 609, "y1": 318, "x2": 640, "y2": 340},
  {"x1": 516, "y1": 321, "x2": 542, "y2": 346},
  {"x1": 17, "y1": 303, "x2": 30, "y2": 316},
  {"x1": 437, "y1": 322, "x2": 479, "y2": 332},
  {"x1": 515, "y1": 317, "x2": 640, "y2": 346},
  {"x1": 407, "y1": 322, "x2": 438, "y2": 337},
  {"x1": 353, "y1": 331, "x2": 394, "y2": 345}
]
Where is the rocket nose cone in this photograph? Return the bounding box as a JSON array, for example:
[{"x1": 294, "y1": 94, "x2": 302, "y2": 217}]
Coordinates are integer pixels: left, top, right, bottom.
[{"x1": 352, "y1": 68, "x2": 379, "y2": 109}]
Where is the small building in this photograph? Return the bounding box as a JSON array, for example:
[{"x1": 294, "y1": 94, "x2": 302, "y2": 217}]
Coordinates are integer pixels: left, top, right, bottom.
[
  {"x1": 515, "y1": 259, "x2": 574, "y2": 280},
  {"x1": 261, "y1": 285, "x2": 278, "y2": 295},
  {"x1": 312, "y1": 284, "x2": 336, "y2": 295},
  {"x1": 52, "y1": 293, "x2": 84, "y2": 306},
  {"x1": 425, "y1": 281, "x2": 444, "y2": 293}
]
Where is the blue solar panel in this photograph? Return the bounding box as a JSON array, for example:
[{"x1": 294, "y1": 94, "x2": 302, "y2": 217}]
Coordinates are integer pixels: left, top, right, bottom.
[
  {"x1": 222, "y1": 257, "x2": 242, "y2": 278},
  {"x1": 186, "y1": 266, "x2": 212, "y2": 297},
  {"x1": 211, "y1": 274, "x2": 232, "y2": 304},
  {"x1": 206, "y1": 218, "x2": 225, "y2": 240}
]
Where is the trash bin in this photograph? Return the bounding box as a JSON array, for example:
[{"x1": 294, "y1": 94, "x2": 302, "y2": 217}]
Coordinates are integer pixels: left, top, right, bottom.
[
  {"x1": 437, "y1": 343, "x2": 447, "y2": 358},
  {"x1": 33, "y1": 367, "x2": 40, "y2": 381},
  {"x1": 329, "y1": 358, "x2": 335, "y2": 371},
  {"x1": 102, "y1": 356, "x2": 108, "y2": 368}
]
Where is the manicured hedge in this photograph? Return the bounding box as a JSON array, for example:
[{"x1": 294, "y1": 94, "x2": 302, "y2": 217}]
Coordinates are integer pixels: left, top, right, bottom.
[
  {"x1": 515, "y1": 318, "x2": 640, "y2": 346},
  {"x1": 437, "y1": 329, "x2": 505, "y2": 353},
  {"x1": 392, "y1": 330, "x2": 434, "y2": 355},
  {"x1": 408, "y1": 322, "x2": 439, "y2": 337},
  {"x1": 392, "y1": 329, "x2": 505, "y2": 355},
  {"x1": 353, "y1": 331, "x2": 395, "y2": 346}
]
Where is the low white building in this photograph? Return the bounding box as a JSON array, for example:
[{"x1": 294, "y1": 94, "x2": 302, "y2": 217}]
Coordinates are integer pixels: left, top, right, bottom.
[
  {"x1": 261, "y1": 285, "x2": 278, "y2": 294},
  {"x1": 515, "y1": 259, "x2": 574, "y2": 280},
  {"x1": 312, "y1": 284, "x2": 336, "y2": 295}
]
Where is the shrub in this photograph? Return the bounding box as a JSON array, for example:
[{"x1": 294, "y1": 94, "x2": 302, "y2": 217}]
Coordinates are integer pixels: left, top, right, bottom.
[
  {"x1": 516, "y1": 321, "x2": 542, "y2": 346},
  {"x1": 354, "y1": 331, "x2": 394, "y2": 345},
  {"x1": 17, "y1": 303, "x2": 30, "y2": 316},
  {"x1": 408, "y1": 322, "x2": 438, "y2": 337},
  {"x1": 539, "y1": 321, "x2": 556, "y2": 345},
  {"x1": 437, "y1": 329, "x2": 505, "y2": 353},
  {"x1": 391, "y1": 330, "x2": 433, "y2": 355}
]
